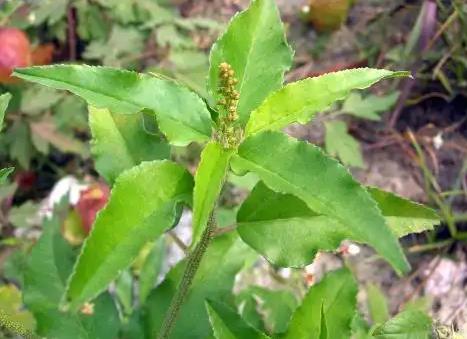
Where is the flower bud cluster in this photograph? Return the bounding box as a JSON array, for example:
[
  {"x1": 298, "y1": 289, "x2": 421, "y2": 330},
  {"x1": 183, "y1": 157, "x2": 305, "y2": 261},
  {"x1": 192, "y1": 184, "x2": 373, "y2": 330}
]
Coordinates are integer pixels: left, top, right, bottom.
[{"x1": 216, "y1": 62, "x2": 242, "y2": 149}]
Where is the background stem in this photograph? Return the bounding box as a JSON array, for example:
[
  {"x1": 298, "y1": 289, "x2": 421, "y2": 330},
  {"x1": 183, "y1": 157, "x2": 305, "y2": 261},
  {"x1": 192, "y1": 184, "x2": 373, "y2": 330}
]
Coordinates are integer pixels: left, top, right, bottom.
[{"x1": 156, "y1": 214, "x2": 216, "y2": 339}]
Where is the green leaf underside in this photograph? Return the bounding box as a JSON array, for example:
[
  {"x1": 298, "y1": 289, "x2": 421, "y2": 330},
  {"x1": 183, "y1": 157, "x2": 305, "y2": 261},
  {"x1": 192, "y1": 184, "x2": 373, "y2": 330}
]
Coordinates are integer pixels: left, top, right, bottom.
[
  {"x1": 0, "y1": 92, "x2": 12, "y2": 129},
  {"x1": 232, "y1": 131, "x2": 409, "y2": 274},
  {"x1": 246, "y1": 68, "x2": 410, "y2": 136},
  {"x1": 324, "y1": 120, "x2": 364, "y2": 168},
  {"x1": 208, "y1": 0, "x2": 293, "y2": 125},
  {"x1": 23, "y1": 213, "x2": 120, "y2": 338},
  {"x1": 89, "y1": 106, "x2": 170, "y2": 183},
  {"x1": 367, "y1": 284, "x2": 390, "y2": 325},
  {"x1": 371, "y1": 310, "x2": 432, "y2": 339},
  {"x1": 13, "y1": 65, "x2": 213, "y2": 146},
  {"x1": 142, "y1": 233, "x2": 256, "y2": 338},
  {"x1": 64, "y1": 160, "x2": 193, "y2": 311},
  {"x1": 192, "y1": 141, "x2": 233, "y2": 246},
  {"x1": 206, "y1": 300, "x2": 270, "y2": 339},
  {"x1": 284, "y1": 268, "x2": 358, "y2": 339},
  {"x1": 237, "y1": 182, "x2": 438, "y2": 268},
  {"x1": 367, "y1": 187, "x2": 440, "y2": 237}
]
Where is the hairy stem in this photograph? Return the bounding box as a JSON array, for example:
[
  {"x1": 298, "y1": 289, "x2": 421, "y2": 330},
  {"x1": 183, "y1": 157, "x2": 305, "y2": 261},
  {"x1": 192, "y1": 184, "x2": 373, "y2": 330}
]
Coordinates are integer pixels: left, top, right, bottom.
[{"x1": 157, "y1": 214, "x2": 216, "y2": 339}]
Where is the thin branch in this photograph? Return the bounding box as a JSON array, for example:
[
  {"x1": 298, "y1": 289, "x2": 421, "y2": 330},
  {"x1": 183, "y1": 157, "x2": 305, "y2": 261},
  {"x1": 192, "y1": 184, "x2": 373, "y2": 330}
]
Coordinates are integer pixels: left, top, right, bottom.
[{"x1": 157, "y1": 214, "x2": 216, "y2": 339}]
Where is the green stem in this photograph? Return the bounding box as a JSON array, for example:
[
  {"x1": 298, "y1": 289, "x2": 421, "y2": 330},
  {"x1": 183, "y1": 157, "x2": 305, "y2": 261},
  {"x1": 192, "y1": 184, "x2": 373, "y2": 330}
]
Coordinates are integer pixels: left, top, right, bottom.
[{"x1": 157, "y1": 214, "x2": 216, "y2": 339}]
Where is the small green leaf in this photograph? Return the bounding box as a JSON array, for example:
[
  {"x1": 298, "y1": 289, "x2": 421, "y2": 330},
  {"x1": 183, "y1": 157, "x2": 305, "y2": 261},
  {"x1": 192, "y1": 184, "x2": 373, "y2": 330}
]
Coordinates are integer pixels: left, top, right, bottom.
[
  {"x1": 233, "y1": 132, "x2": 409, "y2": 274},
  {"x1": 0, "y1": 167, "x2": 14, "y2": 185},
  {"x1": 64, "y1": 160, "x2": 193, "y2": 311},
  {"x1": 8, "y1": 201, "x2": 39, "y2": 228},
  {"x1": 284, "y1": 268, "x2": 358, "y2": 339},
  {"x1": 371, "y1": 310, "x2": 432, "y2": 339},
  {"x1": 14, "y1": 65, "x2": 213, "y2": 146},
  {"x1": 368, "y1": 187, "x2": 440, "y2": 237},
  {"x1": 0, "y1": 92, "x2": 12, "y2": 130},
  {"x1": 192, "y1": 141, "x2": 233, "y2": 246},
  {"x1": 324, "y1": 120, "x2": 365, "y2": 168},
  {"x1": 367, "y1": 284, "x2": 390, "y2": 325},
  {"x1": 115, "y1": 270, "x2": 134, "y2": 316},
  {"x1": 23, "y1": 212, "x2": 120, "y2": 338},
  {"x1": 342, "y1": 91, "x2": 399, "y2": 121},
  {"x1": 208, "y1": 0, "x2": 293, "y2": 125},
  {"x1": 142, "y1": 233, "x2": 256, "y2": 338},
  {"x1": 89, "y1": 106, "x2": 170, "y2": 183},
  {"x1": 243, "y1": 286, "x2": 299, "y2": 334},
  {"x1": 138, "y1": 237, "x2": 166, "y2": 304},
  {"x1": 246, "y1": 69, "x2": 409, "y2": 136},
  {"x1": 206, "y1": 300, "x2": 270, "y2": 339}
]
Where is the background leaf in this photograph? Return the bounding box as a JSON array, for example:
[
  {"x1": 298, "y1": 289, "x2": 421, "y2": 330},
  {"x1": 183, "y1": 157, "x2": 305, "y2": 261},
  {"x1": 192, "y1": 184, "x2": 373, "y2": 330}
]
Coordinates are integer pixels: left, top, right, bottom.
[
  {"x1": 367, "y1": 284, "x2": 390, "y2": 325},
  {"x1": 371, "y1": 310, "x2": 432, "y2": 339},
  {"x1": 284, "y1": 268, "x2": 358, "y2": 339},
  {"x1": 23, "y1": 212, "x2": 120, "y2": 338},
  {"x1": 341, "y1": 91, "x2": 399, "y2": 121},
  {"x1": 246, "y1": 69, "x2": 409, "y2": 136},
  {"x1": 14, "y1": 65, "x2": 213, "y2": 146},
  {"x1": 232, "y1": 131, "x2": 409, "y2": 274},
  {"x1": 206, "y1": 300, "x2": 270, "y2": 339},
  {"x1": 64, "y1": 160, "x2": 193, "y2": 311},
  {"x1": 208, "y1": 0, "x2": 293, "y2": 125},
  {"x1": 324, "y1": 120, "x2": 365, "y2": 168},
  {"x1": 89, "y1": 106, "x2": 170, "y2": 184},
  {"x1": 0, "y1": 92, "x2": 12, "y2": 129},
  {"x1": 192, "y1": 141, "x2": 233, "y2": 246}
]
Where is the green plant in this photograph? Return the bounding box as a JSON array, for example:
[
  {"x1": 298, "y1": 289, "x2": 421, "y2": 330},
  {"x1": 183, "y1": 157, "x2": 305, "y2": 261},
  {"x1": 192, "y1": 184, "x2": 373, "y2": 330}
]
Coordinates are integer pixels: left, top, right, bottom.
[{"x1": 10, "y1": 0, "x2": 443, "y2": 338}]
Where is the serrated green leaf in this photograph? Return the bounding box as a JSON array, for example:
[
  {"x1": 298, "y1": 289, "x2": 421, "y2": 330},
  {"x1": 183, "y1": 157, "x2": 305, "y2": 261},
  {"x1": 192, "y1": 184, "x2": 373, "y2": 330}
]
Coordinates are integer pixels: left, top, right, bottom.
[
  {"x1": 0, "y1": 92, "x2": 12, "y2": 130},
  {"x1": 324, "y1": 120, "x2": 365, "y2": 168},
  {"x1": 23, "y1": 213, "x2": 120, "y2": 338},
  {"x1": 246, "y1": 69, "x2": 409, "y2": 136},
  {"x1": 192, "y1": 141, "x2": 233, "y2": 246},
  {"x1": 64, "y1": 160, "x2": 193, "y2": 311},
  {"x1": 142, "y1": 233, "x2": 256, "y2": 338},
  {"x1": 371, "y1": 310, "x2": 432, "y2": 339},
  {"x1": 232, "y1": 132, "x2": 409, "y2": 274},
  {"x1": 89, "y1": 106, "x2": 170, "y2": 184},
  {"x1": 208, "y1": 0, "x2": 293, "y2": 125},
  {"x1": 206, "y1": 300, "x2": 270, "y2": 339},
  {"x1": 367, "y1": 284, "x2": 390, "y2": 325},
  {"x1": 367, "y1": 187, "x2": 440, "y2": 237},
  {"x1": 284, "y1": 268, "x2": 357, "y2": 339},
  {"x1": 237, "y1": 182, "x2": 437, "y2": 268},
  {"x1": 342, "y1": 91, "x2": 399, "y2": 121},
  {"x1": 14, "y1": 65, "x2": 213, "y2": 146}
]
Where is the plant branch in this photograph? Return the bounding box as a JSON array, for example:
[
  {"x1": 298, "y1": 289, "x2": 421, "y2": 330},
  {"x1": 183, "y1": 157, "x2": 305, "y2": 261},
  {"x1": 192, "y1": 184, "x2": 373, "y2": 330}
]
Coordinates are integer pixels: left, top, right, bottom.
[{"x1": 157, "y1": 214, "x2": 216, "y2": 339}]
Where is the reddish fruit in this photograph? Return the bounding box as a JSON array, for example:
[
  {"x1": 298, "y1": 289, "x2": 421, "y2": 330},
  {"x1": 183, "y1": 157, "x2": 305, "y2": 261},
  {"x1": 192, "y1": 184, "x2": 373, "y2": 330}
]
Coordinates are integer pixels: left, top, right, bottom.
[
  {"x1": 75, "y1": 183, "x2": 110, "y2": 234},
  {"x1": 306, "y1": 0, "x2": 350, "y2": 32},
  {"x1": 0, "y1": 28, "x2": 31, "y2": 84},
  {"x1": 31, "y1": 43, "x2": 54, "y2": 66}
]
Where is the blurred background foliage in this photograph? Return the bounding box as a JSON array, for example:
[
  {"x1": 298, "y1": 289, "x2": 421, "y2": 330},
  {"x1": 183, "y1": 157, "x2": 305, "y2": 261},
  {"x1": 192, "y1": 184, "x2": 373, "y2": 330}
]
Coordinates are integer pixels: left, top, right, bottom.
[{"x1": 0, "y1": 0, "x2": 466, "y2": 337}]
